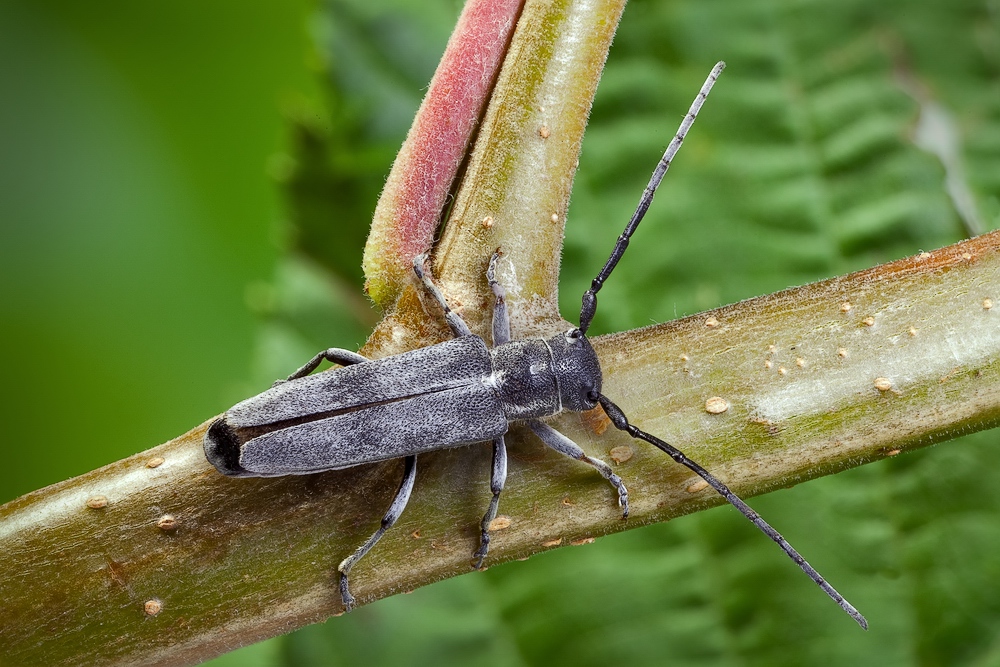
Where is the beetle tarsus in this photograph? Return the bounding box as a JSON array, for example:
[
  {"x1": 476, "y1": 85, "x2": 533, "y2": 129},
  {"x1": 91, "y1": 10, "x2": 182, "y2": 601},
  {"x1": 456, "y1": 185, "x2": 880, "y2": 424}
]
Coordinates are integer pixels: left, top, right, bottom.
[
  {"x1": 472, "y1": 537, "x2": 490, "y2": 570},
  {"x1": 339, "y1": 572, "x2": 356, "y2": 612},
  {"x1": 528, "y1": 420, "x2": 629, "y2": 519}
]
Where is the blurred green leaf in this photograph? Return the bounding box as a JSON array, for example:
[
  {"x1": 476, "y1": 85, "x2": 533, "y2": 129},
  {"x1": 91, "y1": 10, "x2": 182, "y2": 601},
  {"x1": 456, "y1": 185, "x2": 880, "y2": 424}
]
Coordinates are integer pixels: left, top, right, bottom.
[
  {"x1": 0, "y1": 0, "x2": 315, "y2": 503},
  {"x1": 284, "y1": 0, "x2": 463, "y2": 287}
]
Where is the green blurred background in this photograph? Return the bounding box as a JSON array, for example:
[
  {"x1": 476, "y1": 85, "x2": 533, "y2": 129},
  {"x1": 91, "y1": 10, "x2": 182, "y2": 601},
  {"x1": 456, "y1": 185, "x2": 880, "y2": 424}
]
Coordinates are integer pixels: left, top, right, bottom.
[{"x1": 2, "y1": 0, "x2": 999, "y2": 665}]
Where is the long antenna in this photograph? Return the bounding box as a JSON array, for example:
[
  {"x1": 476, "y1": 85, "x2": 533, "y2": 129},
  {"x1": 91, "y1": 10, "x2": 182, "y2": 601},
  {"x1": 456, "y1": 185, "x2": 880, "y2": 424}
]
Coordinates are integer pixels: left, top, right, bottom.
[
  {"x1": 579, "y1": 61, "x2": 726, "y2": 334},
  {"x1": 597, "y1": 394, "x2": 868, "y2": 629}
]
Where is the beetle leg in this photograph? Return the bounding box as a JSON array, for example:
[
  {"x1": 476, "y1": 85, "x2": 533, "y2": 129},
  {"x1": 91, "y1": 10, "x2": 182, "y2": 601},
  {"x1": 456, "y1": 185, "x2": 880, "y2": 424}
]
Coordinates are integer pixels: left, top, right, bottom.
[
  {"x1": 338, "y1": 455, "x2": 417, "y2": 611},
  {"x1": 280, "y1": 348, "x2": 368, "y2": 384},
  {"x1": 486, "y1": 252, "x2": 510, "y2": 347},
  {"x1": 528, "y1": 420, "x2": 629, "y2": 519},
  {"x1": 413, "y1": 254, "x2": 472, "y2": 338},
  {"x1": 473, "y1": 436, "x2": 508, "y2": 569}
]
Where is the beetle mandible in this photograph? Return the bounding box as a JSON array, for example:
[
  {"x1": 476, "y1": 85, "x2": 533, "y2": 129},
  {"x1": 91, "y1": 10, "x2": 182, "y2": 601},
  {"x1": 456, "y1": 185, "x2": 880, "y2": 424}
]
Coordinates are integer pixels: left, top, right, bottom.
[{"x1": 205, "y1": 62, "x2": 867, "y2": 629}]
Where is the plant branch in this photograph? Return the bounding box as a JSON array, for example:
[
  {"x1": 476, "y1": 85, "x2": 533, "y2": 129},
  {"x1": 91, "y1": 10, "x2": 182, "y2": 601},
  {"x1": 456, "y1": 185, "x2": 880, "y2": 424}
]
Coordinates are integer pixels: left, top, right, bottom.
[{"x1": 1, "y1": 232, "x2": 998, "y2": 667}]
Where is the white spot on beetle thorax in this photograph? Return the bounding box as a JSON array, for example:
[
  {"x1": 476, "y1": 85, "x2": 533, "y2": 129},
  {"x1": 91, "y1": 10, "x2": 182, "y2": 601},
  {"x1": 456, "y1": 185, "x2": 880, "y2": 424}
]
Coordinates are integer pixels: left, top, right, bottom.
[{"x1": 483, "y1": 372, "x2": 500, "y2": 390}]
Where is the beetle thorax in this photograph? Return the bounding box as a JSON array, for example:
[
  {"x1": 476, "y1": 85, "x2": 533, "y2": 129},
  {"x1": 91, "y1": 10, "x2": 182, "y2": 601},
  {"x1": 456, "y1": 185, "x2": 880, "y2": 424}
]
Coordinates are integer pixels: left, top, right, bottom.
[{"x1": 488, "y1": 330, "x2": 602, "y2": 421}]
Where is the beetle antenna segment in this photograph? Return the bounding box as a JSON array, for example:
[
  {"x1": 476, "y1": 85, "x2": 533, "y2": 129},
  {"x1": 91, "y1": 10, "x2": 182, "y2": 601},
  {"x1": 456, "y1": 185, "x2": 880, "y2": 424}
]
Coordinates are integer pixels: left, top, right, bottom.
[
  {"x1": 596, "y1": 393, "x2": 868, "y2": 630},
  {"x1": 579, "y1": 61, "x2": 725, "y2": 334}
]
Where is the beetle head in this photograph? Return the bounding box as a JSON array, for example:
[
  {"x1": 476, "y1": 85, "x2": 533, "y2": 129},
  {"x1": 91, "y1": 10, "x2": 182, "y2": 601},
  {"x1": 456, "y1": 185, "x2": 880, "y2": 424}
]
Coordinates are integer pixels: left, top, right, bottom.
[{"x1": 546, "y1": 328, "x2": 602, "y2": 412}]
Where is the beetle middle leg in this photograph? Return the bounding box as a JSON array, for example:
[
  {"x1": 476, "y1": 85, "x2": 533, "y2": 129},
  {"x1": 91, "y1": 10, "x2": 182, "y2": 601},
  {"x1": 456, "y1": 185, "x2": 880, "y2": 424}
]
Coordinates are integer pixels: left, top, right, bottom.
[
  {"x1": 471, "y1": 252, "x2": 513, "y2": 570},
  {"x1": 338, "y1": 455, "x2": 417, "y2": 611},
  {"x1": 528, "y1": 420, "x2": 629, "y2": 518},
  {"x1": 487, "y1": 251, "x2": 510, "y2": 346},
  {"x1": 473, "y1": 436, "x2": 508, "y2": 569}
]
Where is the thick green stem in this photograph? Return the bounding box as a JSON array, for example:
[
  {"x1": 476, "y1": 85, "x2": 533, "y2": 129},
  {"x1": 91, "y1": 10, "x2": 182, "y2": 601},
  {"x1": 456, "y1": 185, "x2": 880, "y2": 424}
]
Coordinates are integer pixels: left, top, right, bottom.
[{"x1": 1, "y1": 232, "x2": 998, "y2": 667}]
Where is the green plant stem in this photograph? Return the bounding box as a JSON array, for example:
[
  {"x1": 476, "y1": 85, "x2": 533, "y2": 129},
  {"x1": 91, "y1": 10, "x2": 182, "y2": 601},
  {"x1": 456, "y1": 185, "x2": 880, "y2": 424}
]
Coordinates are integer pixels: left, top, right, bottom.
[{"x1": 1, "y1": 231, "x2": 998, "y2": 667}]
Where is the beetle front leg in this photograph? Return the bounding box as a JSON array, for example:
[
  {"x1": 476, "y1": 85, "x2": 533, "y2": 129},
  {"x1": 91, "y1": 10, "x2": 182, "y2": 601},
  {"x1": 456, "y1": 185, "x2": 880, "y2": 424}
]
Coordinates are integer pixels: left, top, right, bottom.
[
  {"x1": 281, "y1": 348, "x2": 368, "y2": 383},
  {"x1": 528, "y1": 420, "x2": 629, "y2": 519},
  {"x1": 413, "y1": 254, "x2": 472, "y2": 338},
  {"x1": 473, "y1": 436, "x2": 508, "y2": 569},
  {"x1": 338, "y1": 455, "x2": 417, "y2": 611}
]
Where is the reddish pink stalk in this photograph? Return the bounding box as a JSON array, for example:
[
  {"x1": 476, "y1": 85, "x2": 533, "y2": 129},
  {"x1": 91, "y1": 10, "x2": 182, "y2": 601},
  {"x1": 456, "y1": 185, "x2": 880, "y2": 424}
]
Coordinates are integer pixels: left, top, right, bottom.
[{"x1": 363, "y1": 0, "x2": 525, "y2": 309}]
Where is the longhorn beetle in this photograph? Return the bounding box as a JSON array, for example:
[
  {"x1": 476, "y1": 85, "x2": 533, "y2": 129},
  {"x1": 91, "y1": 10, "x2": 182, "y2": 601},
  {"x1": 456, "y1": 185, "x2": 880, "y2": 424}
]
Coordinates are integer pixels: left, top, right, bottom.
[{"x1": 205, "y1": 62, "x2": 867, "y2": 628}]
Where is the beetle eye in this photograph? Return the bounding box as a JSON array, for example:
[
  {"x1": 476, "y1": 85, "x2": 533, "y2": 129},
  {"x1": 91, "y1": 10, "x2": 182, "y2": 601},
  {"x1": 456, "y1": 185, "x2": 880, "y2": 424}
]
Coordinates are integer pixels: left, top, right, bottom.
[{"x1": 567, "y1": 328, "x2": 582, "y2": 340}]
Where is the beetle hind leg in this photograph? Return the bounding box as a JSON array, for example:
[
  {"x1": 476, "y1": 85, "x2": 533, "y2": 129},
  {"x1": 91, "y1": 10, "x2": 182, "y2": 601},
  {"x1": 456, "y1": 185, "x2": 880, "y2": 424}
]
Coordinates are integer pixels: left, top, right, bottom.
[
  {"x1": 337, "y1": 455, "x2": 417, "y2": 611},
  {"x1": 473, "y1": 436, "x2": 508, "y2": 569},
  {"x1": 528, "y1": 420, "x2": 629, "y2": 519}
]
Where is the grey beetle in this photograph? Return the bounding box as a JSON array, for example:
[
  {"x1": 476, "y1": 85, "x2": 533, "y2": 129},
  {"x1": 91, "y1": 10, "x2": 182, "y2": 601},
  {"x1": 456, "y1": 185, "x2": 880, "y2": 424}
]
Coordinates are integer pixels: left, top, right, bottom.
[{"x1": 205, "y1": 62, "x2": 866, "y2": 628}]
